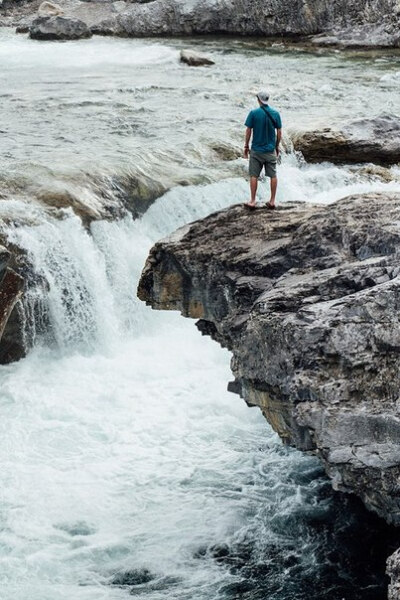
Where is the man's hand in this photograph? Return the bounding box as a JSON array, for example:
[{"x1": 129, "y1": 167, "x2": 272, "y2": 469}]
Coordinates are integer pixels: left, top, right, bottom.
[
  {"x1": 275, "y1": 146, "x2": 280, "y2": 157},
  {"x1": 244, "y1": 146, "x2": 249, "y2": 159}
]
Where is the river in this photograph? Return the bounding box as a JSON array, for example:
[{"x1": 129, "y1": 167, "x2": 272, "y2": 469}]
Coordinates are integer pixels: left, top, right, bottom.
[{"x1": 1, "y1": 28, "x2": 400, "y2": 600}]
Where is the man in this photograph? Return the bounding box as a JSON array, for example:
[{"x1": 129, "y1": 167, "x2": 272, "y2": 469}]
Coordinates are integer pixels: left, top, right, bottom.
[{"x1": 244, "y1": 91, "x2": 282, "y2": 209}]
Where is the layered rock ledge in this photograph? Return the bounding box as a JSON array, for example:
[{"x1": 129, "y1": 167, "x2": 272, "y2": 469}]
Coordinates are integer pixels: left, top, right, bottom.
[
  {"x1": 138, "y1": 192, "x2": 400, "y2": 522},
  {"x1": 292, "y1": 116, "x2": 400, "y2": 166},
  {"x1": 138, "y1": 191, "x2": 400, "y2": 592}
]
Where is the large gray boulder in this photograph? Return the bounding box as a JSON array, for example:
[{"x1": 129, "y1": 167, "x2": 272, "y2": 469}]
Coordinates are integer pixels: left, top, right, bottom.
[
  {"x1": 29, "y1": 15, "x2": 92, "y2": 39},
  {"x1": 138, "y1": 192, "x2": 400, "y2": 524},
  {"x1": 291, "y1": 116, "x2": 400, "y2": 166},
  {"x1": 139, "y1": 191, "x2": 400, "y2": 594}
]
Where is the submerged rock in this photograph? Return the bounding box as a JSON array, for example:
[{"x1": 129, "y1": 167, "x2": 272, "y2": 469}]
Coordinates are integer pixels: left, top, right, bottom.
[
  {"x1": 29, "y1": 15, "x2": 92, "y2": 40},
  {"x1": 180, "y1": 49, "x2": 215, "y2": 67},
  {"x1": 138, "y1": 192, "x2": 400, "y2": 526},
  {"x1": 291, "y1": 116, "x2": 400, "y2": 166}
]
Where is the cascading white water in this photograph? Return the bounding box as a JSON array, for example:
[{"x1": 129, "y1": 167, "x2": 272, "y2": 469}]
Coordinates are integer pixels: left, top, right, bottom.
[{"x1": 2, "y1": 167, "x2": 399, "y2": 599}]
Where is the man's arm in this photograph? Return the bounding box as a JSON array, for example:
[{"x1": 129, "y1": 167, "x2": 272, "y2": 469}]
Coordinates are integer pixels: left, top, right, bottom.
[
  {"x1": 275, "y1": 128, "x2": 282, "y2": 156},
  {"x1": 244, "y1": 127, "x2": 252, "y2": 159}
]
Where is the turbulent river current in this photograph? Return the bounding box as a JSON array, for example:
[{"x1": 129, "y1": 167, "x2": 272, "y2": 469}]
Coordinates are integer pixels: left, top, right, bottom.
[{"x1": 1, "y1": 29, "x2": 400, "y2": 600}]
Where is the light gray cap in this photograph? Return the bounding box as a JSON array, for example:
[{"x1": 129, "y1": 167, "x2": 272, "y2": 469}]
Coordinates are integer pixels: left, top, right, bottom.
[{"x1": 256, "y1": 91, "x2": 270, "y2": 105}]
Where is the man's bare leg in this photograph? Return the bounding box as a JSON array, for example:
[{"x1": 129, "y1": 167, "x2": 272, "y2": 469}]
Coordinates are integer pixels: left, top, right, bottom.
[
  {"x1": 269, "y1": 177, "x2": 277, "y2": 206},
  {"x1": 248, "y1": 176, "x2": 258, "y2": 206}
]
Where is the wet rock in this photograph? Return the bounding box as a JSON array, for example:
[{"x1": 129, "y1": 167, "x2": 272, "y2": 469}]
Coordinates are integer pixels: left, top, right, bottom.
[
  {"x1": 138, "y1": 191, "x2": 400, "y2": 527},
  {"x1": 0, "y1": 261, "x2": 25, "y2": 363},
  {"x1": 357, "y1": 164, "x2": 395, "y2": 183},
  {"x1": 388, "y1": 548, "x2": 400, "y2": 600},
  {"x1": 210, "y1": 142, "x2": 242, "y2": 161},
  {"x1": 311, "y1": 23, "x2": 400, "y2": 48},
  {"x1": 291, "y1": 116, "x2": 400, "y2": 166},
  {"x1": 180, "y1": 49, "x2": 215, "y2": 67},
  {"x1": 16, "y1": 24, "x2": 30, "y2": 32},
  {"x1": 111, "y1": 568, "x2": 155, "y2": 586},
  {"x1": 292, "y1": 115, "x2": 400, "y2": 165},
  {"x1": 38, "y1": 1, "x2": 63, "y2": 17},
  {"x1": 29, "y1": 15, "x2": 92, "y2": 40}
]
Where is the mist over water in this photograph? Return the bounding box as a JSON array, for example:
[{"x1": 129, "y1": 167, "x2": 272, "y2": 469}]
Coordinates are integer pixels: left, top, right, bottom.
[{"x1": 1, "y1": 30, "x2": 400, "y2": 600}]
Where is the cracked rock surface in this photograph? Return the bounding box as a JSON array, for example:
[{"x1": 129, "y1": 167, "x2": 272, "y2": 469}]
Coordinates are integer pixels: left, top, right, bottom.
[{"x1": 138, "y1": 192, "x2": 400, "y2": 527}]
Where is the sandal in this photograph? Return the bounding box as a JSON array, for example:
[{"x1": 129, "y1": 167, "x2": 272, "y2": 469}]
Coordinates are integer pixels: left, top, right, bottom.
[
  {"x1": 265, "y1": 202, "x2": 276, "y2": 210},
  {"x1": 244, "y1": 203, "x2": 257, "y2": 210}
]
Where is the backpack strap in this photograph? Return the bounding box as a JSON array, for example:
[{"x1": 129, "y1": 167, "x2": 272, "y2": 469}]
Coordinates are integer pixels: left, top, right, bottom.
[{"x1": 261, "y1": 105, "x2": 278, "y2": 129}]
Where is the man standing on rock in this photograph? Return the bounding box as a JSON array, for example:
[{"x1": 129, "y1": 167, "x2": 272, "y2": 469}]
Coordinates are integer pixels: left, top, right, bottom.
[{"x1": 244, "y1": 91, "x2": 282, "y2": 209}]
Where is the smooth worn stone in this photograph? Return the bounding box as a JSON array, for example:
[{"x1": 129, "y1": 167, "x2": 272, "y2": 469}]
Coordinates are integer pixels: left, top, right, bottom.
[
  {"x1": 29, "y1": 15, "x2": 92, "y2": 39},
  {"x1": 291, "y1": 115, "x2": 400, "y2": 165},
  {"x1": 180, "y1": 49, "x2": 215, "y2": 67},
  {"x1": 138, "y1": 192, "x2": 400, "y2": 528}
]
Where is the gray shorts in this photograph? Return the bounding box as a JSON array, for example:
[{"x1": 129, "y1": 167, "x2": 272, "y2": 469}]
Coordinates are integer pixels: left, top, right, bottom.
[{"x1": 249, "y1": 150, "x2": 277, "y2": 178}]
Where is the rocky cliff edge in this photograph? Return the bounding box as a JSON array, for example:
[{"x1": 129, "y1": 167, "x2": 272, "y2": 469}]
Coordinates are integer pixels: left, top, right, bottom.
[{"x1": 138, "y1": 191, "x2": 400, "y2": 592}]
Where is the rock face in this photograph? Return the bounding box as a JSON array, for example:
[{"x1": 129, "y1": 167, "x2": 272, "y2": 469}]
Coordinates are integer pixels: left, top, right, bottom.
[
  {"x1": 291, "y1": 116, "x2": 400, "y2": 166},
  {"x1": 29, "y1": 15, "x2": 92, "y2": 39},
  {"x1": 91, "y1": 0, "x2": 400, "y2": 45},
  {"x1": 3, "y1": 0, "x2": 400, "y2": 45},
  {"x1": 138, "y1": 192, "x2": 400, "y2": 526},
  {"x1": 139, "y1": 191, "x2": 400, "y2": 591},
  {"x1": 0, "y1": 245, "x2": 25, "y2": 363}
]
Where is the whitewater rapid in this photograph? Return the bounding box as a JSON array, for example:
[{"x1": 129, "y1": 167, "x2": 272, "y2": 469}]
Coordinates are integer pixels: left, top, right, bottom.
[{"x1": 2, "y1": 172, "x2": 399, "y2": 599}]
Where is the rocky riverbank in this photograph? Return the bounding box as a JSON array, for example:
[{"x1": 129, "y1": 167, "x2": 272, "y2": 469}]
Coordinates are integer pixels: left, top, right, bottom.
[
  {"x1": 138, "y1": 191, "x2": 400, "y2": 595},
  {"x1": 1, "y1": 0, "x2": 400, "y2": 47}
]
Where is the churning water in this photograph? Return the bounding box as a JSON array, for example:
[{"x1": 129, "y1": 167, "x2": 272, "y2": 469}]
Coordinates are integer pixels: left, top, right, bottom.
[{"x1": 1, "y1": 29, "x2": 400, "y2": 600}]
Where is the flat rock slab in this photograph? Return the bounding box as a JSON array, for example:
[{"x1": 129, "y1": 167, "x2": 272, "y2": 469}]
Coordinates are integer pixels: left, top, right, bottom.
[
  {"x1": 291, "y1": 115, "x2": 400, "y2": 166},
  {"x1": 30, "y1": 15, "x2": 92, "y2": 39}
]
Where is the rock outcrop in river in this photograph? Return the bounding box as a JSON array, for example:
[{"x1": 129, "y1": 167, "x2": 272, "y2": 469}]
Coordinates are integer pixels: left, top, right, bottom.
[
  {"x1": 138, "y1": 192, "x2": 400, "y2": 514},
  {"x1": 138, "y1": 191, "x2": 400, "y2": 592},
  {"x1": 291, "y1": 116, "x2": 400, "y2": 166}
]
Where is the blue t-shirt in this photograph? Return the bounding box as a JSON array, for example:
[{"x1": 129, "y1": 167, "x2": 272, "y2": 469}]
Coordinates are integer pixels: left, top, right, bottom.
[{"x1": 245, "y1": 106, "x2": 282, "y2": 153}]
